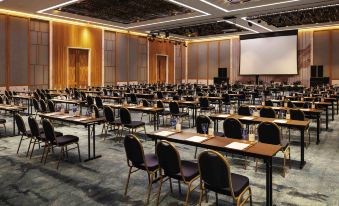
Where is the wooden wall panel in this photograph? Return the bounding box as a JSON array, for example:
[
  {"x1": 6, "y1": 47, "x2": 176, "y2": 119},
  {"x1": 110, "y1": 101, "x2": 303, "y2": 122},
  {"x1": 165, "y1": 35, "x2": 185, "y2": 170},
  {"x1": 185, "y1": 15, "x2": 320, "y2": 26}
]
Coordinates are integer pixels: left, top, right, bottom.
[
  {"x1": 149, "y1": 40, "x2": 174, "y2": 83},
  {"x1": 0, "y1": 15, "x2": 6, "y2": 86},
  {"x1": 104, "y1": 31, "x2": 116, "y2": 85},
  {"x1": 52, "y1": 22, "x2": 102, "y2": 89}
]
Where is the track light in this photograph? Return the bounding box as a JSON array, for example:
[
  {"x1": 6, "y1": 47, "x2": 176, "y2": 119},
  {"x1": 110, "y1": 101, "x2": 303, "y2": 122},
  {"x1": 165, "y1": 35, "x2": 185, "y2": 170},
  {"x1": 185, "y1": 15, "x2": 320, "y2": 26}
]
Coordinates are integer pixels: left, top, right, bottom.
[{"x1": 248, "y1": 22, "x2": 253, "y2": 27}]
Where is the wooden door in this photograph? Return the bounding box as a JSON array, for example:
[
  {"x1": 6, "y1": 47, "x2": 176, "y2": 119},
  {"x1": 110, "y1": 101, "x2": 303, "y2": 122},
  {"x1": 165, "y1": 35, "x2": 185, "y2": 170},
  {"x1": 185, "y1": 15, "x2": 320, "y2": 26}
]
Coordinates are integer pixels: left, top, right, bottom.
[
  {"x1": 68, "y1": 48, "x2": 89, "y2": 88},
  {"x1": 157, "y1": 56, "x2": 167, "y2": 83}
]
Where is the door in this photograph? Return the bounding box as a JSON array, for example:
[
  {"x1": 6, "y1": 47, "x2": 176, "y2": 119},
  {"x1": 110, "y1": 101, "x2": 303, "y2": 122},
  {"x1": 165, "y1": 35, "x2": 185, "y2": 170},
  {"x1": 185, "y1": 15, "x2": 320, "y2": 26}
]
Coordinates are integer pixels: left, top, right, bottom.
[
  {"x1": 157, "y1": 55, "x2": 167, "y2": 83},
  {"x1": 68, "y1": 48, "x2": 89, "y2": 88}
]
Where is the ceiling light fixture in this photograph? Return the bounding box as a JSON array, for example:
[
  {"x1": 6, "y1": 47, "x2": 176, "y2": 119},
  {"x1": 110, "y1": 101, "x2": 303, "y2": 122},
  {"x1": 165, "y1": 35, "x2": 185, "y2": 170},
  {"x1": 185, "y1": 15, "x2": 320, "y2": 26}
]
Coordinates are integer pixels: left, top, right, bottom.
[
  {"x1": 37, "y1": 0, "x2": 79, "y2": 13},
  {"x1": 223, "y1": 20, "x2": 259, "y2": 33},
  {"x1": 241, "y1": 17, "x2": 273, "y2": 31}
]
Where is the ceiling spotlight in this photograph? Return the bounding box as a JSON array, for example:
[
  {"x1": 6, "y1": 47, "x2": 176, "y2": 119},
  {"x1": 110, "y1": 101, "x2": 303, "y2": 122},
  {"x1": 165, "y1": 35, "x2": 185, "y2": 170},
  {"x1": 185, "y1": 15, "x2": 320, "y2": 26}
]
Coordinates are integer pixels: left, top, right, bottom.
[
  {"x1": 248, "y1": 22, "x2": 253, "y2": 27},
  {"x1": 257, "y1": 20, "x2": 261, "y2": 23},
  {"x1": 151, "y1": 33, "x2": 156, "y2": 38},
  {"x1": 165, "y1": 31, "x2": 170, "y2": 38}
]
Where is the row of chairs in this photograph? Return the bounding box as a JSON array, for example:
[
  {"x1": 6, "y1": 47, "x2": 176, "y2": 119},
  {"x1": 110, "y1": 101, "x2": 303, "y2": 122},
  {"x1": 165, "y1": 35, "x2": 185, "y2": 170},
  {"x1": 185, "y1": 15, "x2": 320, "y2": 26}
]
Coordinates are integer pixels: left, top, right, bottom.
[{"x1": 124, "y1": 134, "x2": 253, "y2": 206}]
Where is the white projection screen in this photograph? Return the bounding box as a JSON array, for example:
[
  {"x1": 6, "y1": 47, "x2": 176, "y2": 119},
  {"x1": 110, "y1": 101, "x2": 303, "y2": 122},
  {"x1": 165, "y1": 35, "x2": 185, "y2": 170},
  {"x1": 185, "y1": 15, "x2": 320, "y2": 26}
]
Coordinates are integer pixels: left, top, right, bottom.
[{"x1": 240, "y1": 34, "x2": 298, "y2": 75}]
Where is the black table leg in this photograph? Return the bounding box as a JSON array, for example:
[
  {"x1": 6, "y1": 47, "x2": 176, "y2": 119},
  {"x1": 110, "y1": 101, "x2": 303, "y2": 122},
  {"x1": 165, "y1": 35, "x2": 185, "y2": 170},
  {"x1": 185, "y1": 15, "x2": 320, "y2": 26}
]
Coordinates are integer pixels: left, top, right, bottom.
[
  {"x1": 12, "y1": 112, "x2": 16, "y2": 136},
  {"x1": 337, "y1": 99, "x2": 338, "y2": 114},
  {"x1": 86, "y1": 125, "x2": 91, "y2": 161},
  {"x1": 300, "y1": 129, "x2": 306, "y2": 169},
  {"x1": 326, "y1": 107, "x2": 328, "y2": 130},
  {"x1": 265, "y1": 158, "x2": 273, "y2": 206},
  {"x1": 331, "y1": 102, "x2": 334, "y2": 121},
  {"x1": 316, "y1": 115, "x2": 320, "y2": 145},
  {"x1": 153, "y1": 112, "x2": 156, "y2": 131},
  {"x1": 85, "y1": 124, "x2": 102, "y2": 162}
]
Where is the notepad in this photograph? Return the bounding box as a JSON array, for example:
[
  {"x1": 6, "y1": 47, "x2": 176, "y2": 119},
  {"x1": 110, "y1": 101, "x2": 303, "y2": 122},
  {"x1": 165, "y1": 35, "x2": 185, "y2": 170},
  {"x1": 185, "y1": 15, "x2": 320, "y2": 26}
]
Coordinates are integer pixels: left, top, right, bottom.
[
  {"x1": 58, "y1": 115, "x2": 72, "y2": 119},
  {"x1": 154, "y1": 131, "x2": 176, "y2": 137},
  {"x1": 142, "y1": 107, "x2": 153, "y2": 110},
  {"x1": 273, "y1": 119, "x2": 287, "y2": 124},
  {"x1": 43, "y1": 112, "x2": 60, "y2": 117},
  {"x1": 186, "y1": 136, "x2": 208, "y2": 143},
  {"x1": 225, "y1": 142, "x2": 250, "y2": 150},
  {"x1": 218, "y1": 114, "x2": 230, "y2": 118},
  {"x1": 240, "y1": 117, "x2": 254, "y2": 120},
  {"x1": 74, "y1": 117, "x2": 90, "y2": 122}
]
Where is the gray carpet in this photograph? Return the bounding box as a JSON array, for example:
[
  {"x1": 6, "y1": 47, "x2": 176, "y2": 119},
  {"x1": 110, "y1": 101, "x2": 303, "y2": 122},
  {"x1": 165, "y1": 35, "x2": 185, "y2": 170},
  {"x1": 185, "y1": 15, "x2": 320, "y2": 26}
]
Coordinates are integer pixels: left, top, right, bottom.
[{"x1": 0, "y1": 110, "x2": 338, "y2": 206}]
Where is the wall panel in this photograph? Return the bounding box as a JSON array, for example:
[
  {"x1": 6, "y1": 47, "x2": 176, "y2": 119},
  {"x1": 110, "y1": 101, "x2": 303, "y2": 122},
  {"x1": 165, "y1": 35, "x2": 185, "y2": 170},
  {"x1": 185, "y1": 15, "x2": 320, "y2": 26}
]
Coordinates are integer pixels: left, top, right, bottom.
[
  {"x1": 138, "y1": 37, "x2": 147, "y2": 83},
  {"x1": 331, "y1": 30, "x2": 339, "y2": 79},
  {"x1": 198, "y1": 43, "x2": 207, "y2": 79},
  {"x1": 116, "y1": 33, "x2": 128, "y2": 82},
  {"x1": 313, "y1": 31, "x2": 330, "y2": 78},
  {"x1": 187, "y1": 44, "x2": 197, "y2": 80},
  {"x1": 0, "y1": 15, "x2": 6, "y2": 86},
  {"x1": 129, "y1": 36, "x2": 138, "y2": 81},
  {"x1": 104, "y1": 31, "x2": 116, "y2": 85}
]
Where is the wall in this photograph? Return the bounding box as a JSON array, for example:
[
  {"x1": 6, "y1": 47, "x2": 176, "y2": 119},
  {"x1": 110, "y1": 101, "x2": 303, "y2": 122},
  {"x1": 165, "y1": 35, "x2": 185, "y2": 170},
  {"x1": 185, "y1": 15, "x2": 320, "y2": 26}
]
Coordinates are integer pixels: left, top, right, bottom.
[{"x1": 52, "y1": 22, "x2": 102, "y2": 89}]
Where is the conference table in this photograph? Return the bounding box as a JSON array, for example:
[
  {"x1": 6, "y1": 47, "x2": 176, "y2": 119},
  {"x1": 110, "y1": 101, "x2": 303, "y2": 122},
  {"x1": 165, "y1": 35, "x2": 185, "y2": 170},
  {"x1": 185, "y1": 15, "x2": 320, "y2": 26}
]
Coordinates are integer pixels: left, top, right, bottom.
[
  {"x1": 209, "y1": 113, "x2": 310, "y2": 169},
  {"x1": 148, "y1": 130, "x2": 281, "y2": 206},
  {"x1": 39, "y1": 112, "x2": 105, "y2": 162},
  {"x1": 12, "y1": 95, "x2": 34, "y2": 115},
  {"x1": 0, "y1": 104, "x2": 27, "y2": 136}
]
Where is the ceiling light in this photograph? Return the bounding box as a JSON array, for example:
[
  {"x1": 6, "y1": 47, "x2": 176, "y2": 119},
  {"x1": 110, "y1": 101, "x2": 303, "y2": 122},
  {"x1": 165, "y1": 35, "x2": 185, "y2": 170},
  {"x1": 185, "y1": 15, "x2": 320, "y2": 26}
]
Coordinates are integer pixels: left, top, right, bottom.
[
  {"x1": 223, "y1": 20, "x2": 259, "y2": 33},
  {"x1": 241, "y1": 17, "x2": 273, "y2": 31},
  {"x1": 37, "y1": 0, "x2": 79, "y2": 13}
]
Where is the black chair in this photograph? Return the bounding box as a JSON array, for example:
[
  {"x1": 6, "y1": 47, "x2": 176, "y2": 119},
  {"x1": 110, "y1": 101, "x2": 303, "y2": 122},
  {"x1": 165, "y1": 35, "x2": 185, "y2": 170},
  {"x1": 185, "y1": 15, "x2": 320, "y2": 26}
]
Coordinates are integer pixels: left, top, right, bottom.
[
  {"x1": 86, "y1": 95, "x2": 94, "y2": 108},
  {"x1": 47, "y1": 100, "x2": 56, "y2": 112},
  {"x1": 290, "y1": 109, "x2": 311, "y2": 147},
  {"x1": 157, "y1": 100, "x2": 171, "y2": 126},
  {"x1": 238, "y1": 105, "x2": 251, "y2": 116},
  {"x1": 0, "y1": 118, "x2": 6, "y2": 136},
  {"x1": 95, "y1": 96, "x2": 104, "y2": 109},
  {"x1": 169, "y1": 101, "x2": 190, "y2": 127},
  {"x1": 156, "y1": 140, "x2": 200, "y2": 205},
  {"x1": 120, "y1": 107, "x2": 146, "y2": 135},
  {"x1": 259, "y1": 107, "x2": 276, "y2": 118},
  {"x1": 265, "y1": 100, "x2": 274, "y2": 107},
  {"x1": 194, "y1": 115, "x2": 212, "y2": 158},
  {"x1": 257, "y1": 122, "x2": 290, "y2": 177},
  {"x1": 123, "y1": 134, "x2": 159, "y2": 204},
  {"x1": 103, "y1": 106, "x2": 121, "y2": 138},
  {"x1": 157, "y1": 91, "x2": 164, "y2": 99},
  {"x1": 199, "y1": 97, "x2": 215, "y2": 114},
  {"x1": 90, "y1": 104, "x2": 100, "y2": 118},
  {"x1": 223, "y1": 118, "x2": 243, "y2": 139},
  {"x1": 39, "y1": 99, "x2": 48, "y2": 113},
  {"x1": 198, "y1": 150, "x2": 252, "y2": 206},
  {"x1": 129, "y1": 93, "x2": 138, "y2": 104},
  {"x1": 15, "y1": 113, "x2": 32, "y2": 155},
  {"x1": 45, "y1": 93, "x2": 52, "y2": 100},
  {"x1": 222, "y1": 93, "x2": 231, "y2": 111},
  {"x1": 141, "y1": 99, "x2": 152, "y2": 122},
  {"x1": 32, "y1": 98, "x2": 41, "y2": 118},
  {"x1": 41, "y1": 119, "x2": 81, "y2": 169}
]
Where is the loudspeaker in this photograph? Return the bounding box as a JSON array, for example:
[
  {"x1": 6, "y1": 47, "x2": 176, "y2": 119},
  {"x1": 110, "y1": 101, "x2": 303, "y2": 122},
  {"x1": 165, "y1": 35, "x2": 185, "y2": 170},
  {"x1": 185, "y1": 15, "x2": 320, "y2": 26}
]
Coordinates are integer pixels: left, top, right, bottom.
[
  {"x1": 218, "y1": 68, "x2": 227, "y2": 78},
  {"x1": 317, "y1": 65, "x2": 323, "y2": 78},
  {"x1": 311, "y1": 65, "x2": 317, "y2": 78}
]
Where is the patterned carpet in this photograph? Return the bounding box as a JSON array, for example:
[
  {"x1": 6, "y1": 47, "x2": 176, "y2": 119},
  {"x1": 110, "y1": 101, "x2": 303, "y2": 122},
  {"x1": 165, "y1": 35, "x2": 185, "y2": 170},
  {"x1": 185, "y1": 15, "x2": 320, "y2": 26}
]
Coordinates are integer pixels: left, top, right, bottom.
[{"x1": 0, "y1": 110, "x2": 338, "y2": 206}]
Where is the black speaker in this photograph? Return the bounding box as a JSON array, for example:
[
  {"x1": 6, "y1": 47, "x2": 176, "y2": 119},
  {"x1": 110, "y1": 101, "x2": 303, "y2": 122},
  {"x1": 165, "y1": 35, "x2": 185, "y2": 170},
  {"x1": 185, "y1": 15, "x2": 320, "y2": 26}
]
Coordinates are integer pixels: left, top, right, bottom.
[
  {"x1": 317, "y1": 65, "x2": 323, "y2": 78},
  {"x1": 218, "y1": 68, "x2": 227, "y2": 78},
  {"x1": 311, "y1": 65, "x2": 317, "y2": 78}
]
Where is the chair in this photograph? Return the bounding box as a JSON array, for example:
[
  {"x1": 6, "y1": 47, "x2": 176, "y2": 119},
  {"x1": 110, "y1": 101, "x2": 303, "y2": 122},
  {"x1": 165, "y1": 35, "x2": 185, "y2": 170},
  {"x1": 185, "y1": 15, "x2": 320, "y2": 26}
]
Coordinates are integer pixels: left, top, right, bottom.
[
  {"x1": 0, "y1": 118, "x2": 6, "y2": 136},
  {"x1": 257, "y1": 122, "x2": 290, "y2": 177},
  {"x1": 194, "y1": 115, "x2": 212, "y2": 158},
  {"x1": 223, "y1": 118, "x2": 243, "y2": 139},
  {"x1": 199, "y1": 97, "x2": 215, "y2": 114},
  {"x1": 86, "y1": 95, "x2": 94, "y2": 108},
  {"x1": 120, "y1": 107, "x2": 146, "y2": 135},
  {"x1": 157, "y1": 101, "x2": 171, "y2": 126},
  {"x1": 265, "y1": 100, "x2": 274, "y2": 106},
  {"x1": 95, "y1": 96, "x2": 104, "y2": 109},
  {"x1": 198, "y1": 150, "x2": 252, "y2": 206},
  {"x1": 156, "y1": 140, "x2": 200, "y2": 205},
  {"x1": 157, "y1": 91, "x2": 164, "y2": 99},
  {"x1": 39, "y1": 99, "x2": 48, "y2": 113},
  {"x1": 15, "y1": 113, "x2": 32, "y2": 155},
  {"x1": 290, "y1": 109, "x2": 311, "y2": 147},
  {"x1": 41, "y1": 119, "x2": 81, "y2": 169},
  {"x1": 259, "y1": 107, "x2": 276, "y2": 118},
  {"x1": 141, "y1": 99, "x2": 152, "y2": 122},
  {"x1": 47, "y1": 100, "x2": 56, "y2": 112},
  {"x1": 123, "y1": 134, "x2": 159, "y2": 204},
  {"x1": 32, "y1": 98, "x2": 41, "y2": 117},
  {"x1": 169, "y1": 101, "x2": 190, "y2": 127},
  {"x1": 103, "y1": 106, "x2": 121, "y2": 138},
  {"x1": 222, "y1": 93, "x2": 231, "y2": 112},
  {"x1": 129, "y1": 93, "x2": 138, "y2": 104},
  {"x1": 238, "y1": 105, "x2": 251, "y2": 116}
]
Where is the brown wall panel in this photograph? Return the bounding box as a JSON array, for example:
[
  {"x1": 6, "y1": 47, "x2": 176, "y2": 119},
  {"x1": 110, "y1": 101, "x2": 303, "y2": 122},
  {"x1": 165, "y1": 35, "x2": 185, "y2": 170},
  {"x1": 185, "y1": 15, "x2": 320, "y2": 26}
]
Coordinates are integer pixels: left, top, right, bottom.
[
  {"x1": 313, "y1": 31, "x2": 330, "y2": 78},
  {"x1": 0, "y1": 15, "x2": 6, "y2": 86},
  {"x1": 52, "y1": 22, "x2": 102, "y2": 89}
]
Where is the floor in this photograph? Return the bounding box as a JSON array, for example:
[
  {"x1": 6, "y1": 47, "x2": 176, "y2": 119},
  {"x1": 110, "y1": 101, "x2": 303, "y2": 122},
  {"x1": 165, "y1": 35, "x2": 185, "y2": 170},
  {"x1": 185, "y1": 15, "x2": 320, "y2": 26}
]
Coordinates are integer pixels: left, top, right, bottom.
[{"x1": 0, "y1": 110, "x2": 338, "y2": 206}]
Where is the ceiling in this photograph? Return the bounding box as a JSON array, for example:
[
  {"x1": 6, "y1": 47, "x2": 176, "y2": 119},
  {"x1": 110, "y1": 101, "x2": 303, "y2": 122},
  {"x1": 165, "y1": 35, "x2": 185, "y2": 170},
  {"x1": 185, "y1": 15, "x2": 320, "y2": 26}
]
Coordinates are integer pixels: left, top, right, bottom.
[{"x1": 0, "y1": 0, "x2": 338, "y2": 39}]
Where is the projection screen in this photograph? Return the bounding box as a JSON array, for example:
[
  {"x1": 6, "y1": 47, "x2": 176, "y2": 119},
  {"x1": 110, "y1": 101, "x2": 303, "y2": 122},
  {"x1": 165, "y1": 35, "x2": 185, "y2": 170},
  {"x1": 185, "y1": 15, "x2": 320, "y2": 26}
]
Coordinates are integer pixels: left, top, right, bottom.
[{"x1": 240, "y1": 34, "x2": 298, "y2": 75}]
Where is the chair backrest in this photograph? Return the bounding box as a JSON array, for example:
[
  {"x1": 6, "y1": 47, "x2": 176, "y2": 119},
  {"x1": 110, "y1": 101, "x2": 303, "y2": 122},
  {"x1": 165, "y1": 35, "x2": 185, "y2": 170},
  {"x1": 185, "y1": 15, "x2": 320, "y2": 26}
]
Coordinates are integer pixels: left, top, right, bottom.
[
  {"x1": 15, "y1": 113, "x2": 27, "y2": 135},
  {"x1": 157, "y1": 91, "x2": 164, "y2": 99},
  {"x1": 86, "y1": 95, "x2": 94, "y2": 106},
  {"x1": 103, "y1": 106, "x2": 114, "y2": 122},
  {"x1": 130, "y1": 93, "x2": 137, "y2": 104},
  {"x1": 0, "y1": 96, "x2": 3, "y2": 104},
  {"x1": 157, "y1": 100, "x2": 164, "y2": 109},
  {"x1": 39, "y1": 99, "x2": 47, "y2": 112},
  {"x1": 287, "y1": 100, "x2": 295, "y2": 108},
  {"x1": 42, "y1": 119, "x2": 56, "y2": 143},
  {"x1": 185, "y1": 96, "x2": 194, "y2": 101},
  {"x1": 47, "y1": 100, "x2": 55, "y2": 112},
  {"x1": 74, "y1": 90, "x2": 81, "y2": 100},
  {"x1": 265, "y1": 100, "x2": 274, "y2": 106},
  {"x1": 198, "y1": 150, "x2": 234, "y2": 197},
  {"x1": 142, "y1": 99, "x2": 150, "y2": 107},
  {"x1": 260, "y1": 107, "x2": 276, "y2": 118},
  {"x1": 45, "y1": 93, "x2": 52, "y2": 100},
  {"x1": 223, "y1": 118, "x2": 243, "y2": 139},
  {"x1": 238, "y1": 105, "x2": 251, "y2": 116},
  {"x1": 39, "y1": 93, "x2": 46, "y2": 101},
  {"x1": 156, "y1": 140, "x2": 182, "y2": 179},
  {"x1": 28, "y1": 116, "x2": 42, "y2": 140},
  {"x1": 95, "y1": 96, "x2": 103, "y2": 107},
  {"x1": 33, "y1": 92, "x2": 40, "y2": 100},
  {"x1": 120, "y1": 107, "x2": 132, "y2": 124},
  {"x1": 196, "y1": 115, "x2": 211, "y2": 134},
  {"x1": 124, "y1": 134, "x2": 146, "y2": 168},
  {"x1": 169, "y1": 101, "x2": 179, "y2": 114},
  {"x1": 103, "y1": 88, "x2": 108, "y2": 96},
  {"x1": 222, "y1": 93, "x2": 230, "y2": 104},
  {"x1": 32, "y1": 98, "x2": 40, "y2": 111},
  {"x1": 199, "y1": 97, "x2": 209, "y2": 108},
  {"x1": 257, "y1": 122, "x2": 281, "y2": 145},
  {"x1": 90, "y1": 104, "x2": 100, "y2": 118},
  {"x1": 290, "y1": 109, "x2": 305, "y2": 121}
]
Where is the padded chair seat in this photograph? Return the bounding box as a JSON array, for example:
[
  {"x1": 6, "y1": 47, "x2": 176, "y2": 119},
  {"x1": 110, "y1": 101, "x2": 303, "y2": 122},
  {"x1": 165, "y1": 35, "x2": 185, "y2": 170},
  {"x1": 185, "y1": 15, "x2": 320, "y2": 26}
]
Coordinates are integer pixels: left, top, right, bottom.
[
  {"x1": 139, "y1": 153, "x2": 159, "y2": 171},
  {"x1": 56, "y1": 135, "x2": 79, "y2": 146},
  {"x1": 108, "y1": 119, "x2": 122, "y2": 126},
  {"x1": 124, "y1": 121, "x2": 145, "y2": 128},
  {"x1": 205, "y1": 173, "x2": 249, "y2": 197},
  {"x1": 171, "y1": 160, "x2": 199, "y2": 181},
  {"x1": 200, "y1": 106, "x2": 215, "y2": 111},
  {"x1": 41, "y1": 131, "x2": 63, "y2": 140},
  {"x1": 172, "y1": 112, "x2": 189, "y2": 117},
  {"x1": 0, "y1": 119, "x2": 6, "y2": 124}
]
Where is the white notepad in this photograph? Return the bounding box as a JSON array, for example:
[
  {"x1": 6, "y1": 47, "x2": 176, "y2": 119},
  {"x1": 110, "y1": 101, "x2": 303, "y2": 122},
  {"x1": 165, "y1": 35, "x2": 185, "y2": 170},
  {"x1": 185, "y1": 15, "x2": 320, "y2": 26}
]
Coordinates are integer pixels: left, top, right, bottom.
[
  {"x1": 58, "y1": 115, "x2": 72, "y2": 119},
  {"x1": 186, "y1": 136, "x2": 208, "y2": 143},
  {"x1": 273, "y1": 119, "x2": 287, "y2": 124},
  {"x1": 154, "y1": 131, "x2": 176, "y2": 137},
  {"x1": 225, "y1": 142, "x2": 250, "y2": 150},
  {"x1": 142, "y1": 107, "x2": 153, "y2": 110},
  {"x1": 240, "y1": 117, "x2": 254, "y2": 120},
  {"x1": 218, "y1": 114, "x2": 230, "y2": 118},
  {"x1": 74, "y1": 117, "x2": 90, "y2": 122}
]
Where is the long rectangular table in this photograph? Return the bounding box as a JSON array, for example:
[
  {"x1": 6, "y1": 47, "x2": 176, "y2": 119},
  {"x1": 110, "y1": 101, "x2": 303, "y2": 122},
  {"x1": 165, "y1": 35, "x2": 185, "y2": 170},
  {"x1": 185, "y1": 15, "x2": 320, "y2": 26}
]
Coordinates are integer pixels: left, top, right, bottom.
[
  {"x1": 0, "y1": 104, "x2": 27, "y2": 136},
  {"x1": 209, "y1": 114, "x2": 310, "y2": 169},
  {"x1": 39, "y1": 112, "x2": 105, "y2": 162},
  {"x1": 148, "y1": 130, "x2": 281, "y2": 206}
]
